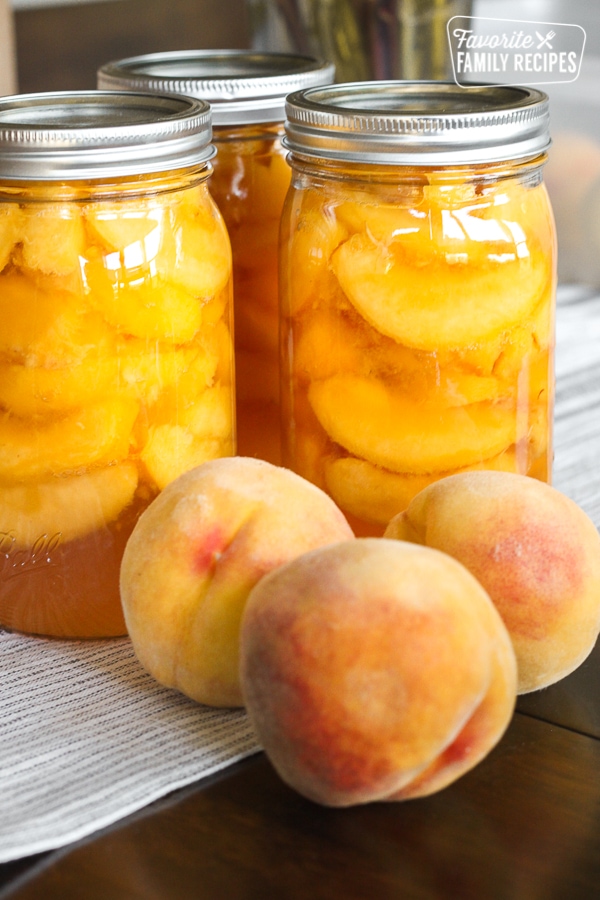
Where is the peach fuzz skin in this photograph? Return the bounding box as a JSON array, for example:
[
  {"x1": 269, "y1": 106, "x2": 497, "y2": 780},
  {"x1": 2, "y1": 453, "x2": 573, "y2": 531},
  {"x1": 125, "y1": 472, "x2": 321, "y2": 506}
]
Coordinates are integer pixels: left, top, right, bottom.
[
  {"x1": 119, "y1": 457, "x2": 354, "y2": 707},
  {"x1": 384, "y1": 471, "x2": 600, "y2": 694},
  {"x1": 240, "y1": 538, "x2": 517, "y2": 808}
]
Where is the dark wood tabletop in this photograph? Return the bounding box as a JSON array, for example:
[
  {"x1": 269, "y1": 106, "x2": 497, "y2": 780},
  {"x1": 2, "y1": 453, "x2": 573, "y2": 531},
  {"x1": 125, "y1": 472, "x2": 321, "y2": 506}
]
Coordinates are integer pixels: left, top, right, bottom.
[{"x1": 1, "y1": 638, "x2": 600, "y2": 900}]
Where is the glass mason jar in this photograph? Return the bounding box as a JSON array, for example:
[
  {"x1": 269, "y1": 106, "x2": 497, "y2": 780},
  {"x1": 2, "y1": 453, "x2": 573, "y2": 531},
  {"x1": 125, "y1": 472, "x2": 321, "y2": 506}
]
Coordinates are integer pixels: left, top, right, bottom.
[
  {"x1": 281, "y1": 82, "x2": 556, "y2": 537},
  {"x1": 0, "y1": 91, "x2": 235, "y2": 638},
  {"x1": 98, "y1": 51, "x2": 335, "y2": 465}
]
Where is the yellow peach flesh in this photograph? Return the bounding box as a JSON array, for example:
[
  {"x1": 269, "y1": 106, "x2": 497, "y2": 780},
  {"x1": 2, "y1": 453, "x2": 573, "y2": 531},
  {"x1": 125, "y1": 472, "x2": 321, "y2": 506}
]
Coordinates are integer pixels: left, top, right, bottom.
[
  {"x1": 1, "y1": 463, "x2": 138, "y2": 546},
  {"x1": 20, "y1": 204, "x2": 86, "y2": 276},
  {"x1": 324, "y1": 450, "x2": 518, "y2": 527},
  {"x1": 309, "y1": 373, "x2": 517, "y2": 474},
  {"x1": 331, "y1": 230, "x2": 547, "y2": 352}
]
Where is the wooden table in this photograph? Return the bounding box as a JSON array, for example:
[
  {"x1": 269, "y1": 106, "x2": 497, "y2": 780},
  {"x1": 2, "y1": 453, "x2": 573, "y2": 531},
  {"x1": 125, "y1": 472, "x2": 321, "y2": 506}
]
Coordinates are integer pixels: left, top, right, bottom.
[{"x1": 1, "y1": 637, "x2": 599, "y2": 899}]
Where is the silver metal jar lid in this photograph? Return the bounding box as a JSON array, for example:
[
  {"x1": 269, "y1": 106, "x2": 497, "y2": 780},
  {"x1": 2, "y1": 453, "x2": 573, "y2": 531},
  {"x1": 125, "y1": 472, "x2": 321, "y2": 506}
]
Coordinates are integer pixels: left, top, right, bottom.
[
  {"x1": 284, "y1": 82, "x2": 551, "y2": 166},
  {"x1": 0, "y1": 91, "x2": 213, "y2": 181},
  {"x1": 98, "y1": 51, "x2": 336, "y2": 126}
]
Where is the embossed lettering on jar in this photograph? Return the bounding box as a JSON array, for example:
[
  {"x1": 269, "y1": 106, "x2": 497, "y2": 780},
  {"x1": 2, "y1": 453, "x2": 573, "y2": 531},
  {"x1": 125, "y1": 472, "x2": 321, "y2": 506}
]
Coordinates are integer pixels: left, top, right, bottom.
[
  {"x1": 0, "y1": 92, "x2": 235, "y2": 637},
  {"x1": 281, "y1": 83, "x2": 557, "y2": 536}
]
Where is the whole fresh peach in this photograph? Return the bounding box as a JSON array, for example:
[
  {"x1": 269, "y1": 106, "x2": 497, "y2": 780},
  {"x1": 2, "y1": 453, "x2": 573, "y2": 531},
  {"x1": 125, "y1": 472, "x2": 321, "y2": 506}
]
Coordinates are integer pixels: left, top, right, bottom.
[
  {"x1": 120, "y1": 457, "x2": 354, "y2": 707},
  {"x1": 240, "y1": 538, "x2": 517, "y2": 807},
  {"x1": 384, "y1": 471, "x2": 600, "y2": 693}
]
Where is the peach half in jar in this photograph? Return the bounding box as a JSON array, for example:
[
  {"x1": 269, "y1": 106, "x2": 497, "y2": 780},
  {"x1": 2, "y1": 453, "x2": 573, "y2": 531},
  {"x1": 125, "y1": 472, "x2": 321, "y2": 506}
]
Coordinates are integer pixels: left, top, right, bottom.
[
  {"x1": 281, "y1": 164, "x2": 556, "y2": 535},
  {"x1": 0, "y1": 177, "x2": 234, "y2": 637}
]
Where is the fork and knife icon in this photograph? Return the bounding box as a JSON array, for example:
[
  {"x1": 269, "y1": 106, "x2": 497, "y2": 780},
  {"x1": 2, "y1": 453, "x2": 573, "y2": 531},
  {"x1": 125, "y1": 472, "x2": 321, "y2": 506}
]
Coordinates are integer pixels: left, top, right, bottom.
[{"x1": 535, "y1": 30, "x2": 556, "y2": 49}]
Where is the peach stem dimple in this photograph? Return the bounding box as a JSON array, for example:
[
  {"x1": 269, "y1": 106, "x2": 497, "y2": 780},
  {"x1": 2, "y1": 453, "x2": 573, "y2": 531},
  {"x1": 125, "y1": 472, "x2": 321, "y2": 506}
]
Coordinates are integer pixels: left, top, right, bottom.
[{"x1": 192, "y1": 527, "x2": 225, "y2": 575}]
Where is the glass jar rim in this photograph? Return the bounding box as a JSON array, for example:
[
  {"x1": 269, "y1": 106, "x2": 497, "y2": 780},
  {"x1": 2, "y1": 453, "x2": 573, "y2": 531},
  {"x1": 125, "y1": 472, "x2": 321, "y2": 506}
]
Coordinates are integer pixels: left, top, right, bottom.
[
  {"x1": 284, "y1": 81, "x2": 551, "y2": 166},
  {"x1": 0, "y1": 91, "x2": 214, "y2": 181}
]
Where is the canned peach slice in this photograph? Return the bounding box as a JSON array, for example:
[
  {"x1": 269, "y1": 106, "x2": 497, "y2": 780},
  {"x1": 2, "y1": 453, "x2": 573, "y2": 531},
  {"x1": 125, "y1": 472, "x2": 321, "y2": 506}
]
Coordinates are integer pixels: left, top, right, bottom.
[
  {"x1": 0, "y1": 344, "x2": 198, "y2": 418},
  {"x1": 324, "y1": 455, "x2": 436, "y2": 526},
  {"x1": 201, "y1": 286, "x2": 230, "y2": 329},
  {"x1": 290, "y1": 204, "x2": 349, "y2": 266},
  {"x1": 0, "y1": 357, "x2": 120, "y2": 417},
  {"x1": 118, "y1": 343, "x2": 200, "y2": 406},
  {"x1": 1, "y1": 462, "x2": 138, "y2": 547},
  {"x1": 148, "y1": 343, "x2": 222, "y2": 425},
  {"x1": 20, "y1": 204, "x2": 86, "y2": 276},
  {"x1": 175, "y1": 184, "x2": 209, "y2": 214},
  {"x1": 0, "y1": 397, "x2": 139, "y2": 481},
  {"x1": 244, "y1": 152, "x2": 291, "y2": 223},
  {"x1": 331, "y1": 231, "x2": 547, "y2": 351},
  {"x1": 424, "y1": 370, "x2": 509, "y2": 407},
  {"x1": 309, "y1": 374, "x2": 517, "y2": 474},
  {"x1": 428, "y1": 293, "x2": 551, "y2": 379},
  {"x1": 424, "y1": 176, "x2": 551, "y2": 225},
  {"x1": 178, "y1": 385, "x2": 233, "y2": 437},
  {"x1": 0, "y1": 272, "x2": 115, "y2": 366},
  {"x1": 335, "y1": 191, "x2": 422, "y2": 233},
  {"x1": 523, "y1": 349, "x2": 552, "y2": 407},
  {"x1": 87, "y1": 192, "x2": 232, "y2": 302},
  {"x1": 530, "y1": 285, "x2": 554, "y2": 349},
  {"x1": 85, "y1": 201, "x2": 164, "y2": 252},
  {"x1": 83, "y1": 250, "x2": 203, "y2": 342},
  {"x1": 422, "y1": 176, "x2": 508, "y2": 210},
  {"x1": 289, "y1": 427, "x2": 331, "y2": 491},
  {"x1": 393, "y1": 354, "x2": 511, "y2": 406},
  {"x1": 209, "y1": 319, "x2": 235, "y2": 386},
  {"x1": 14, "y1": 256, "x2": 86, "y2": 298},
  {"x1": 295, "y1": 309, "x2": 509, "y2": 404},
  {"x1": 140, "y1": 424, "x2": 234, "y2": 490},
  {"x1": 430, "y1": 333, "x2": 507, "y2": 378},
  {"x1": 494, "y1": 327, "x2": 552, "y2": 391},
  {"x1": 335, "y1": 198, "x2": 515, "y2": 267},
  {"x1": 335, "y1": 200, "x2": 429, "y2": 251},
  {"x1": 523, "y1": 407, "x2": 551, "y2": 480},
  {"x1": 522, "y1": 399, "x2": 550, "y2": 462},
  {"x1": 0, "y1": 204, "x2": 23, "y2": 272},
  {"x1": 324, "y1": 450, "x2": 518, "y2": 527},
  {"x1": 156, "y1": 201, "x2": 232, "y2": 299},
  {"x1": 493, "y1": 290, "x2": 553, "y2": 377},
  {"x1": 286, "y1": 208, "x2": 349, "y2": 315},
  {"x1": 292, "y1": 311, "x2": 367, "y2": 383},
  {"x1": 421, "y1": 180, "x2": 555, "y2": 261},
  {"x1": 335, "y1": 180, "x2": 553, "y2": 263}
]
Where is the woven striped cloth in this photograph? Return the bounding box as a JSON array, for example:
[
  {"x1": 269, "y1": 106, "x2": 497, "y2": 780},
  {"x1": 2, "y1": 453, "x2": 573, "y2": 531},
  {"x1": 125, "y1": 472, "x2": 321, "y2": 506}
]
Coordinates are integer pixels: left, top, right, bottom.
[
  {"x1": 1, "y1": 284, "x2": 599, "y2": 863},
  {"x1": 552, "y1": 286, "x2": 600, "y2": 525}
]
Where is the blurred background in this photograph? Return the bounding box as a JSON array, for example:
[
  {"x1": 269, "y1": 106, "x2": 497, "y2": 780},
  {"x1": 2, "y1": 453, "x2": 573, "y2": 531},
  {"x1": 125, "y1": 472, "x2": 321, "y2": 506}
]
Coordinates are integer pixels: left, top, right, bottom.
[{"x1": 0, "y1": 0, "x2": 599, "y2": 285}]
